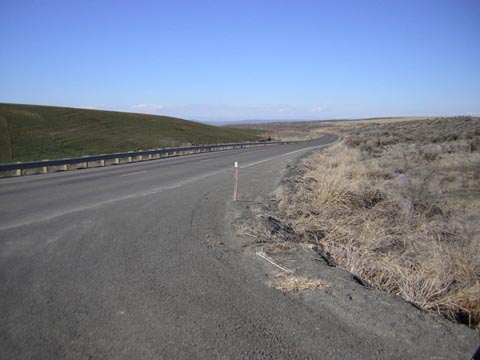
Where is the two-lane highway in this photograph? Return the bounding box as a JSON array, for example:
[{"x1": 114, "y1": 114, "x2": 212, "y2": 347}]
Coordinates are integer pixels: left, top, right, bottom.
[
  {"x1": 2, "y1": 135, "x2": 358, "y2": 359},
  {"x1": 1, "y1": 134, "x2": 476, "y2": 359},
  {"x1": 0, "y1": 136, "x2": 335, "y2": 231}
]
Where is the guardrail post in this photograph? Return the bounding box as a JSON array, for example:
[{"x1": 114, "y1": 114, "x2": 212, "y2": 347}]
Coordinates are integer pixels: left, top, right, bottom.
[
  {"x1": 83, "y1": 162, "x2": 88, "y2": 169},
  {"x1": 100, "y1": 160, "x2": 105, "y2": 167},
  {"x1": 148, "y1": 154, "x2": 152, "y2": 160},
  {"x1": 128, "y1": 156, "x2": 132, "y2": 163},
  {"x1": 16, "y1": 167, "x2": 22, "y2": 176},
  {"x1": 139, "y1": 155, "x2": 143, "y2": 161},
  {"x1": 42, "y1": 166, "x2": 48, "y2": 174},
  {"x1": 115, "y1": 158, "x2": 120, "y2": 165},
  {"x1": 63, "y1": 164, "x2": 69, "y2": 171}
]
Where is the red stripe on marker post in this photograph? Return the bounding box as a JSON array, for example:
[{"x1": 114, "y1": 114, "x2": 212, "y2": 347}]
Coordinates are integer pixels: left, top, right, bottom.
[{"x1": 233, "y1": 161, "x2": 239, "y2": 201}]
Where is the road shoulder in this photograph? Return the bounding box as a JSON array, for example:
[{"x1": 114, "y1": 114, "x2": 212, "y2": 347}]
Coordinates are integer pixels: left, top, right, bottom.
[{"x1": 228, "y1": 145, "x2": 479, "y2": 359}]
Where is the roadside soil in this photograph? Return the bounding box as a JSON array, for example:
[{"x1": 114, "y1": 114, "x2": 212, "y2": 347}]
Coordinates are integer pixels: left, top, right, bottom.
[{"x1": 230, "y1": 146, "x2": 479, "y2": 359}]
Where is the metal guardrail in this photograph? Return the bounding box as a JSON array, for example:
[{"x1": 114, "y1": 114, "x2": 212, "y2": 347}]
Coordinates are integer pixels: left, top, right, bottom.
[{"x1": 0, "y1": 141, "x2": 293, "y2": 176}]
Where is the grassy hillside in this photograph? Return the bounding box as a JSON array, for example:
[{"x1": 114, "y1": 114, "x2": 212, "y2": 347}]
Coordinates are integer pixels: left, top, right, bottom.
[{"x1": 0, "y1": 103, "x2": 261, "y2": 163}]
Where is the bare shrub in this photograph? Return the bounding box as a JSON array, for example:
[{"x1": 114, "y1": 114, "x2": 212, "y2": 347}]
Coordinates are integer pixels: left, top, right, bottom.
[{"x1": 268, "y1": 273, "x2": 330, "y2": 293}]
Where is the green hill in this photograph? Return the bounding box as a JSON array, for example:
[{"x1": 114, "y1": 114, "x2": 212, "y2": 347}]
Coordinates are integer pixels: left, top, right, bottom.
[{"x1": 0, "y1": 103, "x2": 261, "y2": 163}]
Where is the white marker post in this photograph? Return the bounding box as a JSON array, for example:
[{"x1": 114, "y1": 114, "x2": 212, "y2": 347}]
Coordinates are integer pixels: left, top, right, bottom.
[{"x1": 233, "y1": 161, "x2": 239, "y2": 201}]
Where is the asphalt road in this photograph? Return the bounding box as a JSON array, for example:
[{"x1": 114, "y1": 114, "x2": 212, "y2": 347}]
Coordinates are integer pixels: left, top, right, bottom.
[{"x1": 0, "y1": 134, "x2": 477, "y2": 359}]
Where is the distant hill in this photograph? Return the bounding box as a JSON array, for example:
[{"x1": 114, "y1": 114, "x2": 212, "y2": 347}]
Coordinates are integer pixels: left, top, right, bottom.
[{"x1": 0, "y1": 103, "x2": 261, "y2": 163}]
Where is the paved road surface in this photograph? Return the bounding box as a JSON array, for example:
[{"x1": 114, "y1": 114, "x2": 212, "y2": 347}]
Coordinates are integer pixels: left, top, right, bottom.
[{"x1": 0, "y1": 134, "x2": 477, "y2": 359}]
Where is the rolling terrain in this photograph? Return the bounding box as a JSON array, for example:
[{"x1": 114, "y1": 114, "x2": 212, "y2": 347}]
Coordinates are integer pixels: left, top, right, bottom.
[
  {"x1": 1, "y1": 109, "x2": 478, "y2": 357},
  {"x1": 0, "y1": 132, "x2": 477, "y2": 358},
  {"x1": 0, "y1": 103, "x2": 261, "y2": 163},
  {"x1": 230, "y1": 117, "x2": 433, "y2": 141}
]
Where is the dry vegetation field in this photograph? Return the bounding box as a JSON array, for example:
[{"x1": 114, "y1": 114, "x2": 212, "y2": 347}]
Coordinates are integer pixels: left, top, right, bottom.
[
  {"x1": 272, "y1": 117, "x2": 480, "y2": 328},
  {"x1": 232, "y1": 117, "x2": 432, "y2": 141}
]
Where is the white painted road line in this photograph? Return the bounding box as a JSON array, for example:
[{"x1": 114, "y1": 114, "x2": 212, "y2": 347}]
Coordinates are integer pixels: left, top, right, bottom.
[
  {"x1": 120, "y1": 170, "x2": 147, "y2": 177},
  {"x1": 242, "y1": 142, "x2": 335, "y2": 169}
]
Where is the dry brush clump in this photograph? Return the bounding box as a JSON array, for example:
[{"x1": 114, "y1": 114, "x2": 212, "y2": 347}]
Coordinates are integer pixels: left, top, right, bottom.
[
  {"x1": 277, "y1": 117, "x2": 480, "y2": 328},
  {"x1": 268, "y1": 273, "x2": 330, "y2": 293}
]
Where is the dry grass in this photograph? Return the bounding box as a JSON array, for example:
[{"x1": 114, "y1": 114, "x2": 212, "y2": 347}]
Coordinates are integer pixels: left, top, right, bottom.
[
  {"x1": 233, "y1": 116, "x2": 434, "y2": 141},
  {"x1": 263, "y1": 242, "x2": 296, "y2": 252},
  {"x1": 268, "y1": 273, "x2": 330, "y2": 293},
  {"x1": 275, "y1": 117, "x2": 480, "y2": 328}
]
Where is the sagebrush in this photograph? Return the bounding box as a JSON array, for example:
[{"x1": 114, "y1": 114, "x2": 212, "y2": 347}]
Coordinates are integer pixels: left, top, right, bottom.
[{"x1": 276, "y1": 117, "x2": 480, "y2": 328}]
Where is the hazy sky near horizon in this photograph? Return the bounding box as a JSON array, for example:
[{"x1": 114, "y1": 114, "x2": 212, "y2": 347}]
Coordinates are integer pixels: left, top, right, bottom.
[{"x1": 1, "y1": 0, "x2": 479, "y2": 122}]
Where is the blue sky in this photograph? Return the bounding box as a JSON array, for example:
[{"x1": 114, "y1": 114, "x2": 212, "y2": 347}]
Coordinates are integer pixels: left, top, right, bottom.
[{"x1": 1, "y1": 0, "x2": 479, "y2": 122}]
